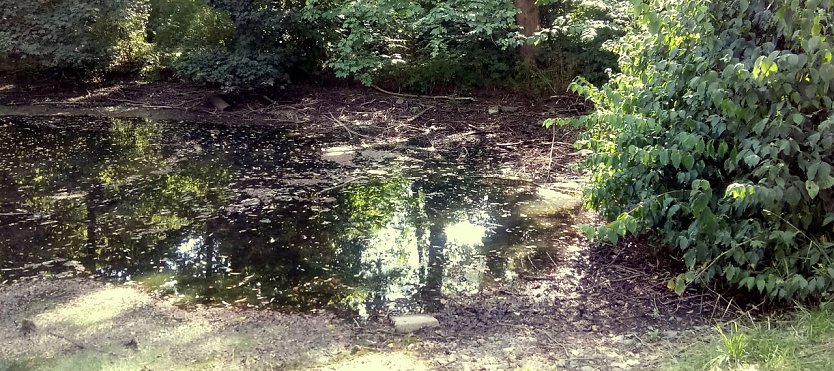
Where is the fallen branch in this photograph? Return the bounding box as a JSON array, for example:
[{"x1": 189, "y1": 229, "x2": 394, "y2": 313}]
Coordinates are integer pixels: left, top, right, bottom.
[
  {"x1": 371, "y1": 85, "x2": 477, "y2": 102},
  {"x1": 327, "y1": 112, "x2": 372, "y2": 139},
  {"x1": 405, "y1": 105, "x2": 434, "y2": 123}
]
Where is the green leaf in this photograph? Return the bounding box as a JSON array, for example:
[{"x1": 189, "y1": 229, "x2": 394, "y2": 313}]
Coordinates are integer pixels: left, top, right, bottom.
[
  {"x1": 606, "y1": 228, "x2": 619, "y2": 244},
  {"x1": 668, "y1": 275, "x2": 687, "y2": 295},
  {"x1": 682, "y1": 154, "x2": 695, "y2": 170},
  {"x1": 678, "y1": 235, "x2": 689, "y2": 249},
  {"x1": 786, "y1": 186, "x2": 802, "y2": 205},
  {"x1": 806, "y1": 180, "x2": 820, "y2": 199},
  {"x1": 659, "y1": 150, "x2": 669, "y2": 166},
  {"x1": 791, "y1": 113, "x2": 804, "y2": 124},
  {"x1": 808, "y1": 36, "x2": 821, "y2": 51},
  {"x1": 756, "y1": 277, "x2": 766, "y2": 293},
  {"x1": 807, "y1": 161, "x2": 821, "y2": 180},
  {"x1": 744, "y1": 153, "x2": 761, "y2": 167},
  {"x1": 579, "y1": 224, "x2": 596, "y2": 238},
  {"x1": 671, "y1": 150, "x2": 682, "y2": 169},
  {"x1": 718, "y1": 142, "x2": 729, "y2": 156},
  {"x1": 821, "y1": 64, "x2": 834, "y2": 83},
  {"x1": 725, "y1": 266, "x2": 737, "y2": 281},
  {"x1": 667, "y1": 204, "x2": 681, "y2": 218},
  {"x1": 743, "y1": 276, "x2": 756, "y2": 290},
  {"x1": 684, "y1": 250, "x2": 697, "y2": 268}
]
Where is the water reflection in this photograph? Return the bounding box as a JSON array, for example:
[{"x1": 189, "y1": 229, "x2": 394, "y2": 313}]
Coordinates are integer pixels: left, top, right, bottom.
[{"x1": 0, "y1": 117, "x2": 582, "y2": 317}]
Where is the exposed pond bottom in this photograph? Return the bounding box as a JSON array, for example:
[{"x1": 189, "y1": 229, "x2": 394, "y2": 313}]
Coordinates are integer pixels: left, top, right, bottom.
[{"x1": 0, "y1": 116, "x2": 584, "y2": 318}]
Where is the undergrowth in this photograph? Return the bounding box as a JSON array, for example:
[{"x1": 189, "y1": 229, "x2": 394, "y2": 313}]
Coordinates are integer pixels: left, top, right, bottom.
[{"x1": 669, "y1": 304, "x2": 834, "y2": 370}]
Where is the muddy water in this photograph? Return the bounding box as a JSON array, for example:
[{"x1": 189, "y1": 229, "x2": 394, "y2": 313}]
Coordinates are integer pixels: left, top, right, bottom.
[{"x1": 0, "y1": 116, "x2": 582, "y2": 317}]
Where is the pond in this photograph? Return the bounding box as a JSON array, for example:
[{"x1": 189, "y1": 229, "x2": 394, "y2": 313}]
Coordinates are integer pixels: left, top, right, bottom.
[{"x1": 0, "y1": 116, "x2": 583, "y2": 318}]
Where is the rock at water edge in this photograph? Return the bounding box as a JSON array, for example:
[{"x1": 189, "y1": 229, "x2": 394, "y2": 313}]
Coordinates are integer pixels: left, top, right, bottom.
[{"x1": 391, "y1": 314, "x2": 439, "y2": 334}]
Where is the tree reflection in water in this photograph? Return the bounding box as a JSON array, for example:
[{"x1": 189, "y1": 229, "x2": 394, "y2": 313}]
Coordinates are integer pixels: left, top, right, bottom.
[{"x1": 0, "y1": 117, "x2": 582, "y2": 318}]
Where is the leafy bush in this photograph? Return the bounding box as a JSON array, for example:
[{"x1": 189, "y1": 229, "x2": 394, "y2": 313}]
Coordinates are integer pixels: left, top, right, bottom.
[
  {"x1": 148, "y1": 0, "x2": 234, "y2": 52},
  {"x1": 533, "y1": 0, "x2": 630, "y2": 88},
  {"x1": 307, "y1": 0, "x2": 627, "y2": 94},
  {"x1": 169, "y1": 0, "x2": 321, "y2": 90},
  {"x1": 174, "y1": 47, "x2": 294, "y2": 89},
  {"x1": 306, "y1": 0, "x2": 521, "y2": 93},
  {"x1": 0, "y1": 0, "x2": 152, "y2": 74},
  {"x1": 570, "y1": 0, "x2": 834, "y2": 300}
]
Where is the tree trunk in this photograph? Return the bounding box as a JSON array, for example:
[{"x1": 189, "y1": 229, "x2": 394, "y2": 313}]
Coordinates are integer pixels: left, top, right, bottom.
[{"x1": 515, "y1": 0, "x2": 541, "y2": 66}]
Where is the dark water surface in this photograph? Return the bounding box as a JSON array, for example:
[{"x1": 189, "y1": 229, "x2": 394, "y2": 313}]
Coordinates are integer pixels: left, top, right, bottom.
[{"x1": 0, "y1": 116, "x2": 582, "y2": 317}]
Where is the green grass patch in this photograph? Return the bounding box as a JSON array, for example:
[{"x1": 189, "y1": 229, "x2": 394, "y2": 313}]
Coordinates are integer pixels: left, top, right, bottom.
[{"x1": 669, "y1": 303, "x2": 834, "y2": 370}]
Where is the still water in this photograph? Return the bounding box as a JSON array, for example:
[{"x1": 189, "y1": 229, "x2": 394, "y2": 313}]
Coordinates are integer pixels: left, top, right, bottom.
[{"x1": 0, "y1": 116, "x2": 582, "y2": 317}]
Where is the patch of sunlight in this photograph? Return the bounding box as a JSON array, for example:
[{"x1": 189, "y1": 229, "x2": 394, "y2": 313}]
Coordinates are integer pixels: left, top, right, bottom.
[
  {"x1": 322, "y1": 145, "x2": 358, "y2": 166},
  {"x1": 358, "y1": 209, "x2": 421, "y2": 317},
  {"x1": 322, "y1": 351, "x2": 430, "y2": 371},
  {"x1": 176, "y1": 236, "x2": 204, "y2": 262},
  {"x1": 65, "y1": 85, "x2": 124, "y2": 103},
  {"x1": 37, "y1": 286, "x2": 147, "y2": 326},
  {"x1": 445, "y1": 221, "x2": 487, "y2": 248},
  {"x1": 10, "y1": 320, "x2": 217, "y2": 371},
  {"x1": 520, "y1": 188, "x2": 580, "y2": 216},
  {"x1": 439, "y1": 217, "x2": 492, "y2": 295}
]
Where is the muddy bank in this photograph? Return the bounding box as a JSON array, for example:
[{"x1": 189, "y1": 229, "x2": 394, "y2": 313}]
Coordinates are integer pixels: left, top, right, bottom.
[
  {"x1": 0, "y1": 241, "x2": 724, "y2": 370},
  {"x1": 0, "y1": 80, "x2": 587, "y2": 182},
  {"x1": 0, "y1": 277, "x2": 351, "y2": 370},
  {"x1": 0, "y1": 105, "x2": 235, "y2": 124}
]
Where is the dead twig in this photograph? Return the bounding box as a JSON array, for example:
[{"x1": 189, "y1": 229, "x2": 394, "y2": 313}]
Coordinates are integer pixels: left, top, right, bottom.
[
  {"x1": 547, "y1": 122, "x2": 556, "y2": 181},
  {"x1": 327, "y1": 112, "x2": 371, "y2": 139},
  {"x1": 371, "y1": 85, "x2": 477, "y2": 102},
  {"x1": 405, "y1": 105, "x2": 434, "y2": 123}
]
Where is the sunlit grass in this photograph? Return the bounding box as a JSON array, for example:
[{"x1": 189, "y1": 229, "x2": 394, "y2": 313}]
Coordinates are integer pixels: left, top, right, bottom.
[
  {"x1": 37, "y1": 286, "x2": 142, "y2": 326},
  {"x1": 669, "y1": 303, "x2": 834, "y2": 370}
]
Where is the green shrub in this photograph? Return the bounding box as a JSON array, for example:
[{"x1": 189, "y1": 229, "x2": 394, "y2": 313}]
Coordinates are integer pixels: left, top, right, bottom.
[
  {"x1": 535, "y1": 0, "x2": 630, "y2": 87},
  {"x1": 143, "y1": 0, "x2": 235, "y2": 80},
  {"x1": 148, "y1": 0, "x2": 234, "y2": 52},
  {"x1": 0, "y1": 0, "x2": 152, "y2": 74},
  {"x1": 174, "y1": 47, "x2": 294, "y2": 90},
  {"x1": 306, "y1": 0, "x2": 521, "y2": 93},
  {"x1": 170, "y1": 0, "x2": 321, "y2": 90},
  {"x1": 569, "y1": 0, "x2": 834, "y2": 300}
]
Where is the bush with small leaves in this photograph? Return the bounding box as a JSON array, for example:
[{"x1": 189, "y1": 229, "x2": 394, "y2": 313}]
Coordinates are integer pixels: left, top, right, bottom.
[{"x1": 566, "y1": 0, "x2": 834, "y2": 300}]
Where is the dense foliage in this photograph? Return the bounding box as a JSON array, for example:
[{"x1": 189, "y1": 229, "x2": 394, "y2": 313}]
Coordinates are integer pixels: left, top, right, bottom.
[
  {"x1": 304, "y1": 0, "x2": 521, "y2": 92},
  {"x1": 0, "y1": 0, "x2": 625, "y2": 93},
  {"x1": 147, "y1": 0, "x2": 234, "y2": 51},
  {"x1": 534, "y1": 0, "x2": 629, "y2": 87},
  {"x1": 172, "y1": 0, "x2": 322, "y2": 90},
  {"x1": 571, "y1": 0, "x2": 834, "y2": 300},
  {"x1": 0, "y1": 0, "x2": 152, "y2": 73},
  {"x1": 306, "y1": 0, "x2": 626, "y2": 93}
]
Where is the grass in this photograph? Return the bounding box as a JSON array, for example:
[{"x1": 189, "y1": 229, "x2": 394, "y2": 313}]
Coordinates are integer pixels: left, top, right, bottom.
[{"x1": 669, "y1": 303, "x2": 834, "y2": 370}]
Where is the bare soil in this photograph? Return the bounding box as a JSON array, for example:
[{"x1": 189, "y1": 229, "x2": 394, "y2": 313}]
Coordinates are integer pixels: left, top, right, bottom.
[{"x1": 0, "y1": 79, "x2": 729, "y2": 370}]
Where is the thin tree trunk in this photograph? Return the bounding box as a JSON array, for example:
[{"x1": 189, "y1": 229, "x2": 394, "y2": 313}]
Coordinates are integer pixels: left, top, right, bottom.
[{"x1": 515, "y1": 0, "x2": 541, "y2": 66}]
